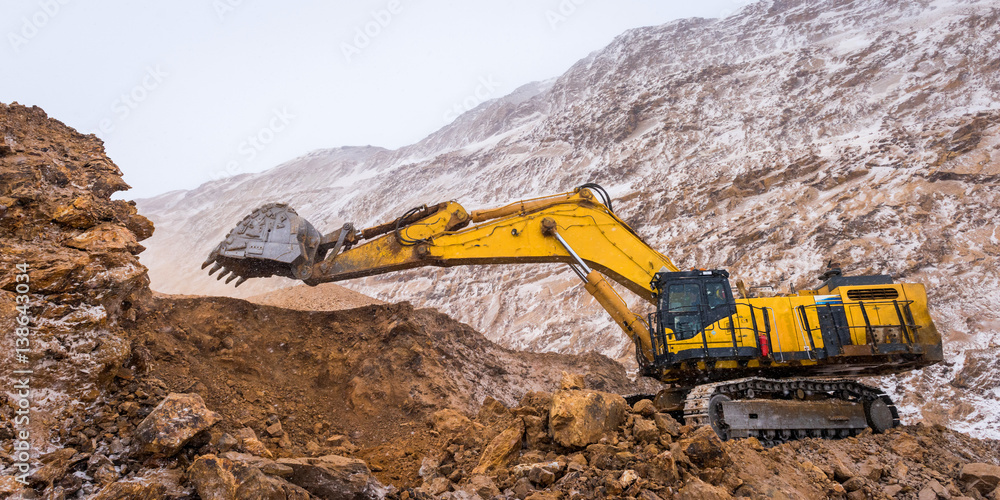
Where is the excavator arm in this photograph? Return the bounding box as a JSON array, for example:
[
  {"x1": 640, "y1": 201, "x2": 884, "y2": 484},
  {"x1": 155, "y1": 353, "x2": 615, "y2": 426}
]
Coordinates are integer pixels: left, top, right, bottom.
[{"x1": 203, "y1": 185, "x2": 678, "y2": 362}]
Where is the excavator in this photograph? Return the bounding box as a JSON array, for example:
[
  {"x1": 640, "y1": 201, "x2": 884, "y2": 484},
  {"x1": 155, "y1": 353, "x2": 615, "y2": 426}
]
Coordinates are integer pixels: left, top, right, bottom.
[{"x1": 202, "y1": 184, "x2": 942, "y2": 445}]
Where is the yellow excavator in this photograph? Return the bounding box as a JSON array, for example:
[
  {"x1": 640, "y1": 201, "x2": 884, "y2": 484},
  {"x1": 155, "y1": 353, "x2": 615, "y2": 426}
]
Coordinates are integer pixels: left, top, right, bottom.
[{"x1": 203, "y1": 184, "x2": 942, "y2": 444}]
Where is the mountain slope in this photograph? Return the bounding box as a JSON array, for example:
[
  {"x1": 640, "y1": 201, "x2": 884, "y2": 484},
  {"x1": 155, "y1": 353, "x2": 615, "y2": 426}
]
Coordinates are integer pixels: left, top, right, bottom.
[{"x1": 137, "y1": 0, "x2": 1000, "y2": 435}]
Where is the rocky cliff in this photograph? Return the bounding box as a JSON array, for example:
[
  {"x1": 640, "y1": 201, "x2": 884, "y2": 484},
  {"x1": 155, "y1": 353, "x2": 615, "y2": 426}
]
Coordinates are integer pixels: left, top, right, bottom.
[{"x1": 0, "y1": 103, "x2": 154, "y2": 458}]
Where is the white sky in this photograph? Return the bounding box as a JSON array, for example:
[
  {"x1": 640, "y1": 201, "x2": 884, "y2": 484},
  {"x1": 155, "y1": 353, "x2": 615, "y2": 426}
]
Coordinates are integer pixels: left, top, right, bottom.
[{"x1": 1, "y1": 1, "x2": 746, "y2": 198}]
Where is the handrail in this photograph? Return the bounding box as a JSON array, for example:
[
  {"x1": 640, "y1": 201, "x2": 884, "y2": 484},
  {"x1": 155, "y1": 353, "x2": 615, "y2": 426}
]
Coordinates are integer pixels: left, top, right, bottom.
[{"x1": 796, "y1": 299, "x2": 918, "y2": 347}]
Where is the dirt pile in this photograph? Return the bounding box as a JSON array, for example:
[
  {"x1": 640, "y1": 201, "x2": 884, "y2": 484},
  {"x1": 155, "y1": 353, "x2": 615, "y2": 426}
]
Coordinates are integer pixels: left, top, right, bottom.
[
  {"x1": 127, "y1": 295, "x2": 658, "y2": 486},
  {"x1": 246, "y1": 282, "x2": 383, "y2": 311}
]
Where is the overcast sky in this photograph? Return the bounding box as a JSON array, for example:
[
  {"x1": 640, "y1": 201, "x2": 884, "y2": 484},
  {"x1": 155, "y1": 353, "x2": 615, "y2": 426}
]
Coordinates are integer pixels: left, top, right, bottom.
[{"x1": 1, "y1": 1, "x2": 747, "y2": 199}]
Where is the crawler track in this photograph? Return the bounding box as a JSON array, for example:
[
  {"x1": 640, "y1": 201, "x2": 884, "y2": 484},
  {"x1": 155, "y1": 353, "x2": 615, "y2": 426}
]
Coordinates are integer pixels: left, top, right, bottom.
[{"x1": 684, "y1": 377, "x2": 899, "y2": 446}]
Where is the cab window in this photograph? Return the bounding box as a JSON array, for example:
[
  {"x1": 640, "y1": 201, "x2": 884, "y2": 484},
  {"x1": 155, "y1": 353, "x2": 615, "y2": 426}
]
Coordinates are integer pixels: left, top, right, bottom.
[
  {"x1": 666, "y1": 283, "x2": 701, "y2": 340},
  {"x1": 705, "y1": 282, "x2": 728, "y2": 309},
  {"x1": 667, "y1": 284, "x2": 700, "y2": 312}
]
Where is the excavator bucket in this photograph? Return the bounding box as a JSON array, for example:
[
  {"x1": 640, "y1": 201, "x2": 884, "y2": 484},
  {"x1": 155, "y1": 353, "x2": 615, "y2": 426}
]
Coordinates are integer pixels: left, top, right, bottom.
[{"x1": 202, "y1": 203, "x2": 321, "y2": 286}]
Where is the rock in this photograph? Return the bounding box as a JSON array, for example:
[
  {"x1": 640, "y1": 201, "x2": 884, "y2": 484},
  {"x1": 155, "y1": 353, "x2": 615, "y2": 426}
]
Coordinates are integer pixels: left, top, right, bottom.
[
  {"x1": 548, "y1": 389, "x2": 627, "y2": 448},
  {"x1": 526, "y1": 492, "x2": 562, "y2": 500},
  {"x1": 843, "y1": 477, "x2": 865, "y2": 492},
  {"x1": 477, "y1": 397, "x2": 514, "y2": 426},
  {"x1": 63, "y1": 223, "x2": 141, "y2": 253},
  {"x1": 277, "y1": 454, "x2": 388, "y2": 500},
  {"x1": 523, "y1": 414, "x2": 549, "y2": 449},
  {"x1": 187, "y1": 454, "x2": 237, "y2": 500},
  {"x1": 858, "y1": 460, "x2": 884, "y2": 481},
  {"x1": 646, "y1": 450, "x2": 679, "y2": 484},
  {"x1": 432, "y1": 408, "x2": 475, "y2": 436},
  {"x1": 560, "y1": 371, "x2": 586, "y2": 390},
  {"x1": 918, "y1": 487, "x2": 938, "y2": 500},
  {"x1": 847, "y1": 491, "x2": 867, "y2": 500},
  {"x1": 925, "y1": 479, "x2": 950, "y2": 499},
  {"x1": 28, "y1": 448, "x2": 79, "y2": 487},
  {"x1": 518, "y1": 392, "x2": 554, "y2": 417},
  {"x1": 884, "y1": 484, "x2": 904, "y2": 497},
  {"x1": 421, "y1": 477, "x2": 452, "y2": 496},
  {"x1": 133, "y1": 393, "x2": 221, "y2": 457},
  {"x1": 0, "y1": 476, "x2": 24, "y2": 497},
  {"x1": 237, "y1": 427, "x2": 273, "y2": 458},
  {"x1": 677, "y1": 477, "x2": 733, "y2": 499},
  {"x1": 221, "y1": 451, "x2": 294, "y2": 477},
  {"x1": 891, "y1": 433, "x2": 924, "y2": 461},
  {"x1": 528, "y1": 466, "x2": 556, "y2": 487},
  {"x1": 620, "y1": 469, "x2": 639, "y2": 489},
  {"x1": 961, "y1": 463, "x2": 1000, "y2": 494},
  {"x1": 305, "y1": 440, "x2": 321, "y2": 455},
  {"x1": 325, "y1": 434, "x2": 353, "y2": 447},
  {"x1": 633, "y1": 417, "x2": 659, "y2": 443},
  {"x1": 90, "y1": 481, "x2": 167, "y2": 500},
  {"x1": 266, "y1": 420, "x2": 284, "y2": 437},
  {"x1": 87, "y1": 454, "x2": 119, "y2": 486},
  {"x1": 216, "y1": 433, "x2": 238, "y2": 453},
  {"x1": 678, "y1": 426, "x2": 730, "y2": 468},
  {"x1": 466, "y1": 475, "x2": 501, "y2": 498},
  {"x1": 473, "y1": 419, "x2": 525, "y2": 474},
  {"x1": 512, "y1": 477, "x2": 534, "y2": 499},
  {"x1": 653, "y1": 412, "x2": 681, "y2": 437},
  {"x1": 632, "y1": 399, "x2": 656, "y2": 417},
  {"x1": 231, "y1": 463, "x2": 312, "y2": 500}
]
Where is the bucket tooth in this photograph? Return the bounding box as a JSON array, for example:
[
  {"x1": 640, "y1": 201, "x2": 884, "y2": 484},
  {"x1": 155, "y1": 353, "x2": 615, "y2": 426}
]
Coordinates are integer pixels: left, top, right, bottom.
[
  {"x1": 225, "y1": 274, "x2": 238, "y2": 284},
  {"x1": 216, "y1": 269, "x2": 231, "y2": 281},
  {"x1": 234, "y1": 277, "x2": 248, "y2": 288},
  {"x1": 208, "y1": 263, "x2": 222, "y2": 275}
]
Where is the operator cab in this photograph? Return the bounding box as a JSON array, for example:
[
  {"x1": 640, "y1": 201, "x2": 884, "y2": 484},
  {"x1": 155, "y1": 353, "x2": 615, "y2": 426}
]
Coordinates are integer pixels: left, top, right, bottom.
[{"x1": 652, "y1": 270, "x2": 735, "y2": 341}]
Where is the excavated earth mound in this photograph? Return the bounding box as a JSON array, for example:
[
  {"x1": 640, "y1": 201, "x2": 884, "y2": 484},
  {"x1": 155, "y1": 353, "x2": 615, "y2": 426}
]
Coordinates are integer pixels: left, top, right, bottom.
[
  {"x1": 245, "y1": 282, "x2": 384, "y2": 311},
  {"x1": 128, "y1": 295, "x2": 655, "y2": 486}
]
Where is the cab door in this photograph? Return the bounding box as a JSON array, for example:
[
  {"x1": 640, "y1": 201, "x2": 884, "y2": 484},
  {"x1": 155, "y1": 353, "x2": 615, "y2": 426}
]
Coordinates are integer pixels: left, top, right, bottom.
[{"x1": 663, "y1": 282, "x2": 704, "y2": 341}]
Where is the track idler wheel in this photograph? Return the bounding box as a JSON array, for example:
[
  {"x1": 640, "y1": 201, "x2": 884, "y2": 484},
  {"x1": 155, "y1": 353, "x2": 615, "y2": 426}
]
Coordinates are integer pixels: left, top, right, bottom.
[
  {"x1": 864, "y1": 397, "x2": 895, "y2": 433},
  {"x1": 708, "y1": 394, "x2": 731, "y2": 441}
]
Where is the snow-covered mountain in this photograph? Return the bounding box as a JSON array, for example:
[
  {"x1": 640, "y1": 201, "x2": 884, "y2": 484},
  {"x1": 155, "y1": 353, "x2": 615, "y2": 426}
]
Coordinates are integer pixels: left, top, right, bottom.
[{"x1": 137, "y1": 0, "x2": 1000, "y2": 435}]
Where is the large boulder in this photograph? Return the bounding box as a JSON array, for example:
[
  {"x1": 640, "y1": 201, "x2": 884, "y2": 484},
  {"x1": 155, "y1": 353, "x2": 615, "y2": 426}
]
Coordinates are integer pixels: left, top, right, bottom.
[
  {"x1": 232, "y1": 464, "x2": 312, "y2": 500},
  {"x1": 548, "y1": 390, "x2": 628, "y2": 448},
  {"x1": 187, "y1": 455, "x2": 237, "y2": 500},
  {"x1": 473, "y1": 419, "x2": 526, "y2": 474},
  {"x1": 678, "y1": 426, "x2": 730, "y2": 469},
  {"x1": 277, "y1": 455, "x2": 389, "y2": 500},
  {"x1": 961, "y1": 463, "x2": 1000, "y2": 495},
  {"x1": 188, "y1": 453, "x2": 311, "y2": 500},
  {"x1": 473, "y1": 419, "x2": 524, "y2": 474},
  {"x1": 133, "y1": 393, "x2": 221, "y2": 457}
]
